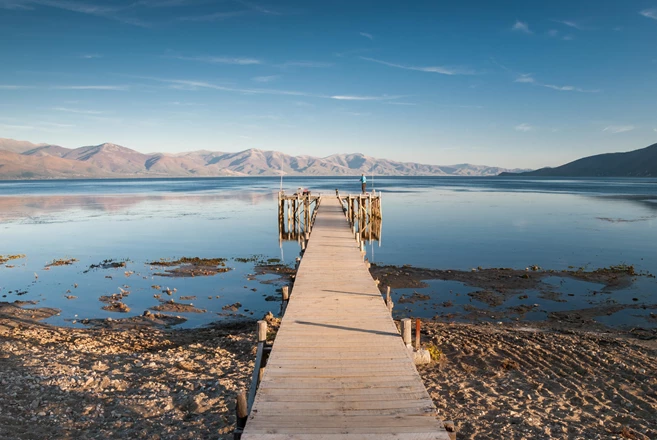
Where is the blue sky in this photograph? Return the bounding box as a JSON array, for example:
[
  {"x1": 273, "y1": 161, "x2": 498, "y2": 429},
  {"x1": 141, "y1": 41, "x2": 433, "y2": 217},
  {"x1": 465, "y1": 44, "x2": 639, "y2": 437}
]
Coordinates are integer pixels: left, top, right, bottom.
[{"x1": 0, "y1": 0, "x2": 656, "y2": 168}]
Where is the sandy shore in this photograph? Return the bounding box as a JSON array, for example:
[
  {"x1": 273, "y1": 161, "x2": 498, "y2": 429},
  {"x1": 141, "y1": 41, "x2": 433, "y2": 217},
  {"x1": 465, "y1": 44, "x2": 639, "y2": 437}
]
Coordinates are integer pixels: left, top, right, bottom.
[{"x1": 1, "y1": 302, "x2": 655, "y2": 440}]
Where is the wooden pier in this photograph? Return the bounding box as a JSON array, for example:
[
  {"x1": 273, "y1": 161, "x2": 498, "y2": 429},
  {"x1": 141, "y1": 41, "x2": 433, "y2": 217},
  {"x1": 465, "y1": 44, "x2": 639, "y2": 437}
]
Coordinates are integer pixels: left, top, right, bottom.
[{"x1": 241, "y1": 195, "x2": 450, "y2": 439}]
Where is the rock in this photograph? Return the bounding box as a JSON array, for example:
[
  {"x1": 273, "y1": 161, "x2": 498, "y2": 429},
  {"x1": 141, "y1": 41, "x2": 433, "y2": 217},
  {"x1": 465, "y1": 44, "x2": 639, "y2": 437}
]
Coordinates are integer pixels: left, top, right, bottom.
[{"x1": 411, "y1": 348, "x2": 431, "y2": 365}]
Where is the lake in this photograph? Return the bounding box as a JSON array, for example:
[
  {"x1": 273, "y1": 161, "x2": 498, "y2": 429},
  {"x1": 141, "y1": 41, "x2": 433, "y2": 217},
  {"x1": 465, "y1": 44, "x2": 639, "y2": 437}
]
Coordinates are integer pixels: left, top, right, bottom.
[{"x1": 1, "y1": 176, "x2": 656, "y2": 329}]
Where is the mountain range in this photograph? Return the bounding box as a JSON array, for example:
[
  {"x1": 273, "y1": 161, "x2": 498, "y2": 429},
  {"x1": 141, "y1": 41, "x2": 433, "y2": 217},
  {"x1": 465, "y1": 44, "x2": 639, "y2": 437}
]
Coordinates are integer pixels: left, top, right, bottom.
[
  {"x1": 500, "y1": 142, "x2": 657, "y2": 177},
  {"x1": 0, "y1": 138, "x2": 528, "y2": 180}
]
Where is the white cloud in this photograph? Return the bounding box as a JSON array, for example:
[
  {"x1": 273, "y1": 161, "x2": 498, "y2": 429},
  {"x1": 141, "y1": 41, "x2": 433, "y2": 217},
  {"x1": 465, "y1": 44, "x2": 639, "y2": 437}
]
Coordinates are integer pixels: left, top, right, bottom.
[
  {"x1": 330, "y1": 95, "x2": 403, "y2": 101},
  {"x1": 360, "y1": 32, "x2": 373, "y2": 40},
  {"x1": 6, "y1": 0, "x2": 150, "y2": 27},
  {"x1": 515, "y1": 123, "x2": 533, "y2": 132},
  {"x1": 52, "y1": 85, "x2": 129, "y2": 90},
  {"x1": 542, "y1": 83, "x2": 598, "y2": 92},
  {"x1": 252, "y1": 75, "x2": 279, "y2": 83},
  {"x1": 555, "y1": 20, "x2": 582, "y2": 30},
  {"x1": 180, "y1": 11, "x2": 248, "y2": 21},
  {"x1": 562, "y1": 35, "x2": 574, "y2": 41},
  {"x1": 640, "y1": 8, "x2": 657, "y2": 20},
  {"x1": 547, "y1": 29, "x2": 559, "y2": 37},
  {"x1": 171, "y1": 55, "x2": 261, "y2": 65},
  {"x1": 603, "y1": 125, "x2": 635, "y2": 134},
  {"x1": 0, "y1": 84, "x2": 32, "y2": 89},
  {"x1": 146, "y1": 77, "x2": 403, "y2": 102},
  {"x1": 512, "y1": 21, "x2": 532, "y2": 34},
  {"x1": 80, "y1": 54, "x2": 102, "y2": 59},
  {"x1": 514, "y1": 74, "x2": 598, "y2": 93},
  {"x1": 653, "y1": 128, "x2": 657, "y2": 132},
  {"x1": 52, "y1": 106, "x2": 103, "y2": 114},
  {"x1": 279, "y1": 61, "x2": 334, "y2": 68},
  {"x1": 514, "y1": 74, "x2": 535, "y2": 84},
  {"x1": 360, "y1": 56, "x2": 475, "y2": 75}
]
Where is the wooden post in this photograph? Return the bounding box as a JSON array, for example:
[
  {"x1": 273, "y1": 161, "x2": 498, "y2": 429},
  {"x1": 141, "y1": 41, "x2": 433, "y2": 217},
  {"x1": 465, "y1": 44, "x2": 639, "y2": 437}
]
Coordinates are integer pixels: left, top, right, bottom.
[
  {"x1": 402, "y1": 318, "x2": 412, "y2": 347},
  {"x1": 282, "y1": 286, "x2": 289, "y2": 301},
  {"x1": 257, "y1": 320, "x2": 267, "y2": 343},
  {"x1": 236, "y1": 389, "x2": 248, "y2": 430},
  {"x1": 386, "y1": 286, "x2": 393, "y2": 314},
  {"x1": 415, "y1": 318, "x2": 421, "y2": 350},
  {"x1": 368, "y1": 193, "x2": 372, "y2": 242},
  {"x1": 301, "y1": 239, "x2": 305, "y2": 252},
  {"x1": 295, "y1": 257, "x2": 301, "y2": 269}
]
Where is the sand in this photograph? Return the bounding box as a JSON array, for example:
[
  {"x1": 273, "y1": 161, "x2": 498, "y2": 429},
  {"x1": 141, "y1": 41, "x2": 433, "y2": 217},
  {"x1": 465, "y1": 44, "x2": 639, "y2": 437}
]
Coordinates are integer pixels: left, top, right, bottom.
[{"x1": 1, "y1": 300, "x2": 655, "y2": 439}]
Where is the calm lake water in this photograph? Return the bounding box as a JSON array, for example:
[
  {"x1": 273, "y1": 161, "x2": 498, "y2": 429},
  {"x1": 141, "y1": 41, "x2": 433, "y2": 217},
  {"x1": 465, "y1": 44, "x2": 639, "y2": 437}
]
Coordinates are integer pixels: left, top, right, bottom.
[{"x1": 1, "y1": 177, "x2": 656, "y2": 329}]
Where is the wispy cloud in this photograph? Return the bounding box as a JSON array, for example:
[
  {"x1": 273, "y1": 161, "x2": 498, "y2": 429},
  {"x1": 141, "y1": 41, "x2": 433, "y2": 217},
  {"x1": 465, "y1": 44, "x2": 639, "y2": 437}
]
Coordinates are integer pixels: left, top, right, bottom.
[
  {"x1": 541, "y1": 83, "x2": 595, "y2": 92},
  {"x1": 640, "y1": 8, "x2": 657, "y2": 20},
  {"x1": 170, "y1": 55, "x2": 262, "y2": 65},
  {"x1": 179, "y1": 10, "x2": 248, "y2": 21},
  {"x1": 147, "y1": 77, "x2": 401, "y2": 102},
  {"x1": 0, "y1": 84, "x2": 32, "y2": 89},
  {"x1": 360, "y1": 56, "x2": 475, "y2": 75},
  {"x1": 52, "y1": 85, "x2": 129, "y2": 90},
  {"x1": 278, "y1": 61, "x2": 334, "y2": 68},
  {"x1": 514, "y1": 74, "x2": 599, "y2": 93},
  {"x1": 547, "y1": 29, "x2": 559, "y2": 37},
  {"x1": 52, "y1": 106, "x2": 103, "y2": 114},
  {"x1": 330, "y1": 95, "x2": 403, "y2": 101},
  {"x1": 603, "y1": 125, "x2": 635, "y2": 134},
  {"x1": 252, "y1": 75, "x2": 279, "y2": 83},
  {"x1": 554, "y1": 20, "x2": 582, "y2": 30},
  {"x1": 80, "y1": 54, "x2": 102, "y2": 59},
  {"x1": 360, "y1": 32, "x2": 373, "y2": 40},
  {"x1": 236, "y1": 0, "x2": 281, "y2": 16},
  {"x1": 4, "y1": 0, "x2": 150, "y2": 27},
  {"x1": 0, "y1": 121, "x2": 74, "y2": 131},
  {"x1": 512, "y1": 21, "x2": 532, "y2": 34},
  {"x1": 515, "y1": 123, "x2": 534, "y2": 132},
  {"x1": 514, "y1": 74, "x2": 535, "y2": 84},
  {"x1": 386, "y1": 101, "x2": 417, "y2": 106}
]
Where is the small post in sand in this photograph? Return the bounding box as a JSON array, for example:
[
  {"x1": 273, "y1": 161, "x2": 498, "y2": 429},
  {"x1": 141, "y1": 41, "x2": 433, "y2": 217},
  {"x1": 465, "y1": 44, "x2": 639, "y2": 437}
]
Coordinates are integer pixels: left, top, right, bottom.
[
  {"x1": 235, "y1": 389, "x2": 248, "y2": 438},
  {"x1": 402, "y1": 318, "x2": 412, "y2": 347}
]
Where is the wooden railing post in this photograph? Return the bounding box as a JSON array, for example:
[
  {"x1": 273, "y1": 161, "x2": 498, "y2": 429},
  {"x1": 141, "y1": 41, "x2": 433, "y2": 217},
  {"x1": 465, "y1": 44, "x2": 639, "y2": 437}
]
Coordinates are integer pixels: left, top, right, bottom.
[{"x1": 402, "y1": 318, "x2": 412, "y2": 347}]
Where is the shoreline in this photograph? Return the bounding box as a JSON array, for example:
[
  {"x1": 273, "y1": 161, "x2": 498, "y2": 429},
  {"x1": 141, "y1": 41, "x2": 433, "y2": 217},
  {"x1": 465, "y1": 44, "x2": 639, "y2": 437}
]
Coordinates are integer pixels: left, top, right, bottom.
[{"x1": 1, "y1": 305, "x2": 655, "y2": 439}]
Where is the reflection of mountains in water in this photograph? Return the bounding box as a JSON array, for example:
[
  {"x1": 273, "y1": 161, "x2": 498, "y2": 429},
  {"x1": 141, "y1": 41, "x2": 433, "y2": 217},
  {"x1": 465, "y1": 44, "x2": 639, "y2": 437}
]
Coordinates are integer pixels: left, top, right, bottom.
[{"x1": 0, "y1": 192, "x2": 278, "y2": 222}]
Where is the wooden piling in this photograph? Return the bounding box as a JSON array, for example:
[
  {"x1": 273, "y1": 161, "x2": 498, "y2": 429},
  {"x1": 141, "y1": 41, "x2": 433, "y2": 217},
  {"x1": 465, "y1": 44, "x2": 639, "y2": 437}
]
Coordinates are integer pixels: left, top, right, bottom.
[
  {"x1": 257, "y1": 320, "x2": 267, "y2": 343},
  {"x1": 236, "y1": 389, "x2": 248, "y2": 432},
  {"x1": 415, "y1": 318, "x2": 421, "y2": 350},
  {"x1": 282, "y1": 286, "x2": 289, "y2": 301},
  {"x1": 402, "y1": 318, "x2": 412, "y2": 347}
]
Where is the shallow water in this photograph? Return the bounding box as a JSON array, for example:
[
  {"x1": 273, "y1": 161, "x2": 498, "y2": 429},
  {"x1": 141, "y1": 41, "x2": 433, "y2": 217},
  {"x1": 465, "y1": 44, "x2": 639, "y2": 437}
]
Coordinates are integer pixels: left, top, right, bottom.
[{"x1": 1, "y1": 176, "x2": 656, "y2": 328}]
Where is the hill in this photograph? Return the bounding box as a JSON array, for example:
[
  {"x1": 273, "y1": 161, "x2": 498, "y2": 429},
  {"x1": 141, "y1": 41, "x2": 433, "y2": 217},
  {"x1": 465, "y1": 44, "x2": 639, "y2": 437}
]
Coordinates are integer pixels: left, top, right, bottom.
[
  {"x1": 500, "y1": 143, "x2": 657, "y2": 177},
  {"x1": 0, "y1": 138, "x2": 528, "y2": 179}
]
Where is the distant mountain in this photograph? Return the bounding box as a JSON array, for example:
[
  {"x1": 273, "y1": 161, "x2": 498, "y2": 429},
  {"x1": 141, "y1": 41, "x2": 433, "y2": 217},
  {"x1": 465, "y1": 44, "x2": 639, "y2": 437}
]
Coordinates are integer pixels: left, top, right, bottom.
[
  {"x1": 500, "y1": 143, "x2": 657, "y2": 177},
  {"x1": 0, "y1": 138, "x2": 50, "y2": 154},
  {"x1": 0, "y1": 138, "x2": 528, "y2": 180}
]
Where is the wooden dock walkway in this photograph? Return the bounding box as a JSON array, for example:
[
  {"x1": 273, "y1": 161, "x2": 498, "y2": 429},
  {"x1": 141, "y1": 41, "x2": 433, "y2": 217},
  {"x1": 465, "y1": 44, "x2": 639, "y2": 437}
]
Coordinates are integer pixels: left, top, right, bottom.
[{"x1": 241, "y1": 196, "x2": 450, "y2": 439}]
